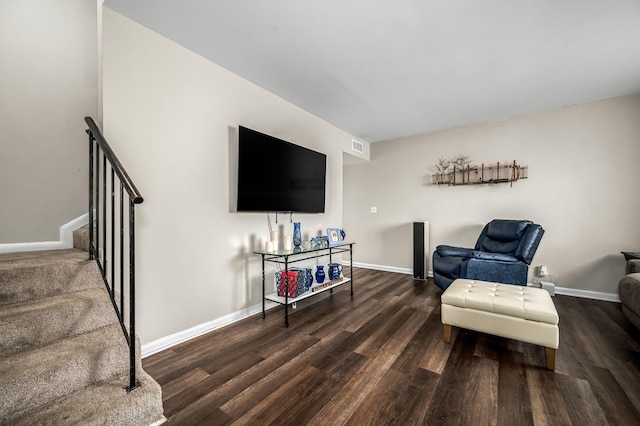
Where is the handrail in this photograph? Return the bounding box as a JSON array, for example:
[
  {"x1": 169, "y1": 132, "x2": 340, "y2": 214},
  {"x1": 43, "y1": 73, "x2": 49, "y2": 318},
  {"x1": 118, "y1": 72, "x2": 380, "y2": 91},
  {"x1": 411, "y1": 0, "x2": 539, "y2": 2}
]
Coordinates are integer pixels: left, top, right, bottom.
[
  {"x1": 85, "y1": 117, "x2": 143, "y2": 392},
  {"x1": 84, "y1": 117, "x2": 143, "y2": 204}
]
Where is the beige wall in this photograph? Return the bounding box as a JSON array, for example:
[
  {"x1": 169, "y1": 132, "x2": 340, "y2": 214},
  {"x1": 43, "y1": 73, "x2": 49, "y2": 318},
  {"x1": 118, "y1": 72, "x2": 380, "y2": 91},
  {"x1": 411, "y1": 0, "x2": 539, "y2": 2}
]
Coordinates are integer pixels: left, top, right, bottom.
[
  {"x1": 0, "y1": 0, "x2": 98, "y2": 243},
  {"x1": 102, "y1": 9, "x2": 365, "y2": 344},
  {"x1": 345, "y1": 94, "x2": 640, "y2": 295}
]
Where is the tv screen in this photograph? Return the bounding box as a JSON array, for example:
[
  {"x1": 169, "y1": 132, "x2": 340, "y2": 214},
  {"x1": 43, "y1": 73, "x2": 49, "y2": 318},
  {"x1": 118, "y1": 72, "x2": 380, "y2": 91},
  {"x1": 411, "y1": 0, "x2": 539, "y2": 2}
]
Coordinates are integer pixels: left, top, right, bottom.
[{"x1": 237, "y1": 126, "x2": 326, "y2": 213}]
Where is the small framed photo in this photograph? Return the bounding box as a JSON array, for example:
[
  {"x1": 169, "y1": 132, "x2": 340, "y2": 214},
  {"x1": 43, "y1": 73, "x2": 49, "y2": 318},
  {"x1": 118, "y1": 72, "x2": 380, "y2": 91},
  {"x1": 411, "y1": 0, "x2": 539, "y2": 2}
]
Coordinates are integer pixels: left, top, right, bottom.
[{"x1": 327, "y1": 228, "x2": 343, "y2": 246}]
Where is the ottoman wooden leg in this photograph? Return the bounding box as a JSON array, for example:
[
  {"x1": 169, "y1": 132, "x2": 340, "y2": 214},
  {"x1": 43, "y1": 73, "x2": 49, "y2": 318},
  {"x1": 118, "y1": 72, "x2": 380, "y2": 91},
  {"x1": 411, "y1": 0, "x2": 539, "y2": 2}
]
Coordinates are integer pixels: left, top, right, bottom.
[
  {"x1": 443, "y1": 324, "x2": 452, "y2": 343},
  {"x1": 545, "y1": 347, "x2": 556, "y2": 370}
]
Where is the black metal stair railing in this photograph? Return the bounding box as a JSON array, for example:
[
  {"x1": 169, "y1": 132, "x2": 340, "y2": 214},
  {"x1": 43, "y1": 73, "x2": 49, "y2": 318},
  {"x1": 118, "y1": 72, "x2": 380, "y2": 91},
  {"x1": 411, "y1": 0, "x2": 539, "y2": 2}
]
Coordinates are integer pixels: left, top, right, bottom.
[{"x1": 85, "y1": 116, "x2": 143, "y2": 392}]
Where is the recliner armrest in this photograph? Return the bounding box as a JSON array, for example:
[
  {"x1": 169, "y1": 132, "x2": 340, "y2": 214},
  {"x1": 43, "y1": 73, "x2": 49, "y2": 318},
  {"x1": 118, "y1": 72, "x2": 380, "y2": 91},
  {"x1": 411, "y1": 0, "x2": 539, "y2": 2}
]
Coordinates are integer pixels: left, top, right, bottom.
[
  {"x1": 436, "y1": 245, "x2": 474, "y2": 258},
  {"x1": 471, "y1": 251, "x2": 518, "y2": 262},
  {"x1": 466, "y1": 258, "x2": 528, "y2": 285},
  {"x1": 627, "y1": 259, "x2": 640, "y2": 274}
]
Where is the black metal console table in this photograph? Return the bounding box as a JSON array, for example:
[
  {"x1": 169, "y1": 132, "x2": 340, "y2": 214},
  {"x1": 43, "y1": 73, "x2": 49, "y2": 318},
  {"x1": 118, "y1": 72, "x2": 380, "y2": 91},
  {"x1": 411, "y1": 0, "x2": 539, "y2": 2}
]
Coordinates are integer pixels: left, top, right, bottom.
[{"x1": 254, "y1": 242, "x2": 354, "y2": 327}]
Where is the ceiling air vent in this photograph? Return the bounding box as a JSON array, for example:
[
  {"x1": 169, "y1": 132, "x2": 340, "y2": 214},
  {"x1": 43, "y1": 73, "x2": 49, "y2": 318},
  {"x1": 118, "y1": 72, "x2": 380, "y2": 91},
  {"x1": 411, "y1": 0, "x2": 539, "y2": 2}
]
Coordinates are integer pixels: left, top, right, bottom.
[{"x1": 351, "y1": 139, "x2": 363, "y2": 153}]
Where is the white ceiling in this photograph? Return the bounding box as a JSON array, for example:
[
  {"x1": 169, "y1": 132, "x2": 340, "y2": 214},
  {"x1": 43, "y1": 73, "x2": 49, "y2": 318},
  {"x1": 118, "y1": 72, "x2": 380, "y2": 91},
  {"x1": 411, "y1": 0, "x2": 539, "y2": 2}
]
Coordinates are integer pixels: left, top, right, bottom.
[{"x1": 104, "y1": 0, "x2": 640, "y2": 143}]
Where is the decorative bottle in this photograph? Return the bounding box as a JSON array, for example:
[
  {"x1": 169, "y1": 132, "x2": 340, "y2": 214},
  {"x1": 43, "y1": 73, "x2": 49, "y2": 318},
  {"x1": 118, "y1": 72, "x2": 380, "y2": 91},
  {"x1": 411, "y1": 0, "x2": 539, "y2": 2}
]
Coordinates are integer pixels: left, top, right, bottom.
[
  {"x1": 315, "y1": 265, "x2": 325, "y2": 284},
  {"x1": 293, "y1": 222, "x2": 302, "y2": 248}
]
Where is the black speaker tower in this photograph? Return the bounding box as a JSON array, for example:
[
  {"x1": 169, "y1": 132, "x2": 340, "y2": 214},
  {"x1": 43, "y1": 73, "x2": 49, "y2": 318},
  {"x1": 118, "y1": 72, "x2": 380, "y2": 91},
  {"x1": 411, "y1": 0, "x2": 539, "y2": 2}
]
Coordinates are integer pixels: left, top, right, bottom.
[{"x1": 413, "y1": 222, "x2": 428, "y2": 280}]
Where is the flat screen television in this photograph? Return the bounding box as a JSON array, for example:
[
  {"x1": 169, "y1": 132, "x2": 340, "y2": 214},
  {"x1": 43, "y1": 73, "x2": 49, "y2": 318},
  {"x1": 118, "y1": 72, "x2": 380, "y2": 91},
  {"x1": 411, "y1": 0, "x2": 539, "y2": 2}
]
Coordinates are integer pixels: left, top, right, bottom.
[{"x1": 237, "y1": 126, "x2": 326, "y2": 213}]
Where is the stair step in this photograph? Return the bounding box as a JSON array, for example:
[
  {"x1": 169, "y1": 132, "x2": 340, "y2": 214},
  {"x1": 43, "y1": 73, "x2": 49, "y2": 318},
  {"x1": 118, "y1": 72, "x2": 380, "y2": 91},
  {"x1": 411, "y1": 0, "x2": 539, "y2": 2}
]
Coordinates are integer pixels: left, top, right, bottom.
[
  {"x1": 0, "y1": 248, "x2": 164, "y2": 424},
  {"x1": 73, "y1": 224, "x2": 90, "y2": 252},
  {"x1": 0, "y1": 249, "x2": 102, "y2": 306},
  {"x1": 0, "y1": 287, "x2": 119, "y2": 356},
  {"x1": 7, "y1": 369, "x2": 165, "y2": 426},
  {"x1": 0, "y1": 323, "x2": 130, "y2": 421}
]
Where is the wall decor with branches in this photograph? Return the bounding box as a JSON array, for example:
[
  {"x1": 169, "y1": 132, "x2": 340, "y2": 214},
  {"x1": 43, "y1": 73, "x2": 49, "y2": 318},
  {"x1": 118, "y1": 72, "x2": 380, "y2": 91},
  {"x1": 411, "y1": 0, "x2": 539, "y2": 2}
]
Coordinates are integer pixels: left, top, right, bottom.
[{"x1": 434, "y1": 156, "x2": 528, "y2": 187}]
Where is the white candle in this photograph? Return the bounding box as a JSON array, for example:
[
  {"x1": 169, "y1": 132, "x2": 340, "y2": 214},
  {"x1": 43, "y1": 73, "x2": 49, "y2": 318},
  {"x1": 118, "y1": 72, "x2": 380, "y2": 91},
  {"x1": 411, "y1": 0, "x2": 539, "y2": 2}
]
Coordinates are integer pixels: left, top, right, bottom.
[
  {"x1": 270, "y1": 231, "x2": 279, "y2": 243},
  {"x1": 284, "y1": 235, "x2": 292, "y2": 251},
  {"x1": 265, "y1": 241, "x2": 274, "y2": 252}
]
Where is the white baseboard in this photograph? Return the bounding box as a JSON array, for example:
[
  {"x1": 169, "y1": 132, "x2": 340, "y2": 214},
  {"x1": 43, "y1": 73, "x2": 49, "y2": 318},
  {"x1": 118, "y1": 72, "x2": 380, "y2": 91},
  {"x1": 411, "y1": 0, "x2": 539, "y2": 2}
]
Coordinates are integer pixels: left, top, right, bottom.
[
  {"x1": 350, "y1": 261, "x2": 434, "y2": 278},
  {"x1": 351, "y1": 261, "x2": 410, "y2": 275},
  {"x1": 60, "y1": 213, "x2": 89, "y2": 247},
  {"x1": 149, "y1": 416, "x2": 168, "y2": 426},
  {"x1": 555, "y1": 286, "x2": 620, "y2": 303},
  {"x1": 141, "y1": 301, "x2": 278, "y2": 358},
  {"x1": 353, "y1": 262, "x2": 619, "y2": 302},
  {"x1": 0, "y1": 213, "x2": 89, "y2": 254}
]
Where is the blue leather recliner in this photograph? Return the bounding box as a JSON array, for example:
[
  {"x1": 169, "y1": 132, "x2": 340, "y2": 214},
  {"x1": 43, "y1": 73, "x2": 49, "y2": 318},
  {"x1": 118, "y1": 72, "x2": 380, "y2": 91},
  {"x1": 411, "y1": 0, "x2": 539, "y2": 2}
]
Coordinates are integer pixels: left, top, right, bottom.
[{"x1": 433, "y1": 219, "x2": 545, "y2": 290}]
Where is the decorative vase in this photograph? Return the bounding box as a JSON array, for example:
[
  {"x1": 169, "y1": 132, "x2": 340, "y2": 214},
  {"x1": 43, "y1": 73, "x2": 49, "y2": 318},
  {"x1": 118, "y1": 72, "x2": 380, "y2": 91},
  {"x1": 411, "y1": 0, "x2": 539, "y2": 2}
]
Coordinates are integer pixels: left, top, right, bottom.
[
  {"x1": 315, "y1": 265, "x2": 325, "y2": 284},
  {"x1": 328, "y1": 263, "x2": 343, "y2": 280},
  {"x1": 293, "y1": 222, "x2": 302, "y2": 248}
]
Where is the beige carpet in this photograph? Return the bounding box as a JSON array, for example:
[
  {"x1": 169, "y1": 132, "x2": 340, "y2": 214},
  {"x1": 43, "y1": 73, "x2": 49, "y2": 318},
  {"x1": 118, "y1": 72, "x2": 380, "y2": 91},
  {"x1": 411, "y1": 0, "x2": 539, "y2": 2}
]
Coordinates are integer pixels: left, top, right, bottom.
[{"x1": 0, "y1": 248, "x2": 164, "y2": 425}]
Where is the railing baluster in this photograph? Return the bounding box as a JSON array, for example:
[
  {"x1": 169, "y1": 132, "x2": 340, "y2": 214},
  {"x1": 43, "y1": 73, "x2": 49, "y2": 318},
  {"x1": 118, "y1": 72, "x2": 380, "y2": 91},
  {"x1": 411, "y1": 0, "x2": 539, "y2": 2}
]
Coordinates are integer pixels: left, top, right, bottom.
[
  {"x1": 84, "y1": 117, "x2": 143, "y2": 393},
  {"x1": 88, "y1": 134, "x2": 94, "y2": 260},
  {"x1": 128, "y1": 199, "x2": 137, "y2": 391},
  {"x1": 110, "y1": 168, "x2": 115, "y2": 300},
  {"x1": 102, "y1": 154, "x2": 107, "y2": 279},
  {"x1": 95, "y1": 146, "x2": 100, "y2": 265},
  {"x1": 120, "y1": 184, "x2": 124, "y2": 323}
]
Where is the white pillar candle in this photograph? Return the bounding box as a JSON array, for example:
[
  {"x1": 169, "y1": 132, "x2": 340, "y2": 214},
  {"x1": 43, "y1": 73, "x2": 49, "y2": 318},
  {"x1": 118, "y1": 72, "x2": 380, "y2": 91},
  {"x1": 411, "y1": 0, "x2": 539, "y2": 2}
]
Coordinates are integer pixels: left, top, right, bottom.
[
  {"x1": 265, "y1": 241, "x2": 274, "y2": 252},
  {"x1": 284, "y1": 235, "x2": 292, "y2": 251},
  {"x1": 270, "y1": 230, "x2": 279, "y2": 250}
]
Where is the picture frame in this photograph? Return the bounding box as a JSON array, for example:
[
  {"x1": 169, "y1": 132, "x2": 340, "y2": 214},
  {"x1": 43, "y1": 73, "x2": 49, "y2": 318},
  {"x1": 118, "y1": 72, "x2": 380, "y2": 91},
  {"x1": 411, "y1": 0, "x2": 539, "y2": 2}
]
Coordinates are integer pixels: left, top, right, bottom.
[{"x1": 327, "y1": 228, "x2": 343, "y2": 246}]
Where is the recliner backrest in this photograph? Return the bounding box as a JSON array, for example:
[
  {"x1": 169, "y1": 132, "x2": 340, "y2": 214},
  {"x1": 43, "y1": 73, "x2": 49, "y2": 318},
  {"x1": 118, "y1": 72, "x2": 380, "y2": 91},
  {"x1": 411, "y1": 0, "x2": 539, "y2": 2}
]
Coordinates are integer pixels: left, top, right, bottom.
[
  {"x1": 515, "y1": 223, "x2": 545, "y2": 264},
  {"x1": 475, "y1": 219, "x2": 544, "y2": 264}
]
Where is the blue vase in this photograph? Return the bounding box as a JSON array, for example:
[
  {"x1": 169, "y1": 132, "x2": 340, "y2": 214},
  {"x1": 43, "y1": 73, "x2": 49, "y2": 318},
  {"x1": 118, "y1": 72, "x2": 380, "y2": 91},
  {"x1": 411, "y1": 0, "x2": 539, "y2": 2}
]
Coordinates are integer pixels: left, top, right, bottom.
[
  {"x1": 328, "y1": 263, "x2": 343, "y2": 280},
  {"x1": 315, "y1": 265, "x2": 325, "y2": 283},
  {"x1": 293, "y1": 222, "x2": 302, "y2": 247}
]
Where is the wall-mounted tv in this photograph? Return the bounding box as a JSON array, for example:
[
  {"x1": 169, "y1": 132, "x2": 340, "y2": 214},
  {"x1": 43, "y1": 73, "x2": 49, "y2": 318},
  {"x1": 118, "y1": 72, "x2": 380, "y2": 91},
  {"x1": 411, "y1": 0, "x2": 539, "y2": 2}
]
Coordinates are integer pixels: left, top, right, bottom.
[{"x1": 237, "y1": 126, "x2": 326, "y2": 213}]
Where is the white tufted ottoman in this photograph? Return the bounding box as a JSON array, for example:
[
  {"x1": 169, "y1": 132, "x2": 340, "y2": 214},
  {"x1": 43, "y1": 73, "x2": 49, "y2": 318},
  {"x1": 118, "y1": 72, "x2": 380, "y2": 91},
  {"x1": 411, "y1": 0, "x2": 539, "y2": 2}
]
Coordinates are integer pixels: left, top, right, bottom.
[{"x1": 441, "y1": 279, "x2": 559, "y2": 370}]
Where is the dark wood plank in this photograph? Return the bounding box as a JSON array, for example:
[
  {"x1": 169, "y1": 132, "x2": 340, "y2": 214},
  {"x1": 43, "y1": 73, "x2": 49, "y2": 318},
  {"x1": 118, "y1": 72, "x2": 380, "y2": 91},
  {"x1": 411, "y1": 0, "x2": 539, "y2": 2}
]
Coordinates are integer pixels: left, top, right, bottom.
[
  {"x1": 526, "y1": 368, "x2": 572, "y2": 425},
  {"x1": 274, "y1": 351, "x2": 368, "y2": 424},
  {"x1": 219, "y1": 332, "x2": 343, "y2": 419},
  {"x1": 555, "y1": 373, "x2": 609, "y2": 425},
  {"x1": 391, "y1": 306, "x2": 438, "y2": 374},
  {"x1": 346, "y1": 367, "x2": 439, "y2": 425},
  {"x1": 162, "y1": 352, "x2": 264, "y2": 417},
  {"x1": 579, "y1": 364, "x2": 640, "y2": 425},
  {"x1": 609, "y1": 360, "x2": 640, "y2": 414},
  {"x1": 427, "y1": 330, "x2": 499, "y2": 425},
  {"x1": 229, "y1": 365, "x2": 322, "y2": 425},
  {"x1": 303, "y1": 347, "x2": 404, "y2": 425},
  {"x1": 497, "y1": 350, "x2": 533, "y2": 426},
  {"x1": 417, "y1": 308, "x2": 459, "y2": 374},
  {"x1": 141, "y1": 270, "x2": 640, "y2": 425},
  {"x1": 161, "y1": 367, "x2": 209, "y2": 401}
]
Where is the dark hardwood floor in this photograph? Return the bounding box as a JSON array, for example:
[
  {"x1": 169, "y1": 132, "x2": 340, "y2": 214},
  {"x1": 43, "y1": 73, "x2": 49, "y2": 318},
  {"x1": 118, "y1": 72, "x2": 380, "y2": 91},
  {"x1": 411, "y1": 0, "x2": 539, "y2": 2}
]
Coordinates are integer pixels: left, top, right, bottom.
[{"x1": 143, "y1": 268, "x2": 640, "y2": 425}]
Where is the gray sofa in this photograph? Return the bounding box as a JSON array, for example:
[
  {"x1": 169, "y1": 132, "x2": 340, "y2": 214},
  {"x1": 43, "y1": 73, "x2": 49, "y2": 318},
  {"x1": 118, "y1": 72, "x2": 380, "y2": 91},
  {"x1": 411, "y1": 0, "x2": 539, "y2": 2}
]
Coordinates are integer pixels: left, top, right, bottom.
[{"x1": 619, "y1": 260, "x2": 640, "y2": 329}]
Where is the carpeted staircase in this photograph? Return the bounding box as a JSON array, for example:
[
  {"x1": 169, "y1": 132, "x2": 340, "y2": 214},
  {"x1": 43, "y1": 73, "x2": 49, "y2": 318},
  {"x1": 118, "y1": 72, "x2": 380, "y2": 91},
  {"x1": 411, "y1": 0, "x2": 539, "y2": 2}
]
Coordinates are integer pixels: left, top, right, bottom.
[{"x1": 0, "y1": 247, "x2": 165, "y2": 425}]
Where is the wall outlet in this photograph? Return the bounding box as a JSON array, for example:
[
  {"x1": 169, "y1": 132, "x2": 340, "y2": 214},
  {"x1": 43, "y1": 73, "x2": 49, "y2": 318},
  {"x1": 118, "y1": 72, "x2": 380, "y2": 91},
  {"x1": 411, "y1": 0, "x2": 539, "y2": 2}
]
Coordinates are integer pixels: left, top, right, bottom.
[
  {"x1": 370, "y1": 207, "x2": 377, "y2": 213},
  {"x1": 537, "y1": 265, "x2": 548, "y2": 276}
]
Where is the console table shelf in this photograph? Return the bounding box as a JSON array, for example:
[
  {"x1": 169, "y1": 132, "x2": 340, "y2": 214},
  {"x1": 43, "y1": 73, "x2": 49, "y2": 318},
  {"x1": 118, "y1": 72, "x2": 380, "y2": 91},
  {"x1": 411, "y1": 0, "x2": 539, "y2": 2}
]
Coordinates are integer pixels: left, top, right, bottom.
[
  {"x1": 254, "y1": 242, "x2": 354, "y2": 327},
  {"x1": 265, "y1": 277, "x2": 352, "y2": 305}
]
